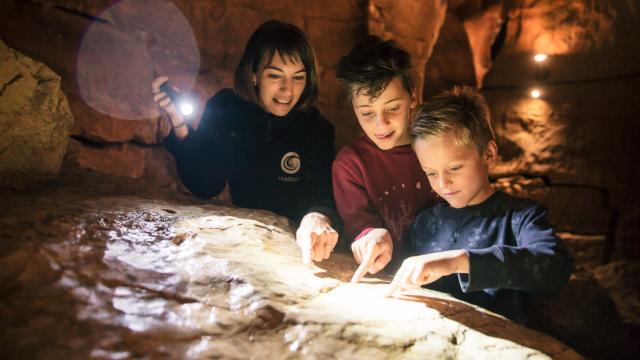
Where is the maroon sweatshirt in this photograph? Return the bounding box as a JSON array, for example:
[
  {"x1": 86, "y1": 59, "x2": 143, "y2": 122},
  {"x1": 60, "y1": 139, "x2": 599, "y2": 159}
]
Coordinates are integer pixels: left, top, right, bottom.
[{"x1": 332, "y1": 136, "x2": 435, "y2": 246}]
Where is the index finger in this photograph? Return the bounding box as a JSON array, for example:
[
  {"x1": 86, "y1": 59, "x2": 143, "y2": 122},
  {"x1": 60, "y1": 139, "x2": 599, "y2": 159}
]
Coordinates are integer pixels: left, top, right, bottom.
[
  {"x1": 350, "y1": 240, "x2": 376, "y2": 283},
  {"x1": 384, "y1": 267, "x2": 406, "y2": 297}
]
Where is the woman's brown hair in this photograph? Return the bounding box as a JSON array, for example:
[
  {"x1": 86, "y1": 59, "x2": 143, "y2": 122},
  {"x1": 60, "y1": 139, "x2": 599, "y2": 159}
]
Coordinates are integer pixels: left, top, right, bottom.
[{"x1": 234, "y1": 20, "x2": 318, "y2": 111}]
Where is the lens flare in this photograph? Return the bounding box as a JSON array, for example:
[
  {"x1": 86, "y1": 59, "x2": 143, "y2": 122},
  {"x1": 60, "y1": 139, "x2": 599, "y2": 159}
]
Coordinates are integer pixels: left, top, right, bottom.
[{"x1": 76, "y1": 0, "x2": 200, "y2": 120}]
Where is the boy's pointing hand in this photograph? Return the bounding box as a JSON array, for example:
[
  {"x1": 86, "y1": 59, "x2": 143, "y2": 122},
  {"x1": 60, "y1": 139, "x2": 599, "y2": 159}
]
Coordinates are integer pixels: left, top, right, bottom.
[
  {"x1": 385, "y1": 250, "x2": 470, "y2": 297},
  {"x1": 350, "y1": 228, "x2": 393, "y2": 283}
]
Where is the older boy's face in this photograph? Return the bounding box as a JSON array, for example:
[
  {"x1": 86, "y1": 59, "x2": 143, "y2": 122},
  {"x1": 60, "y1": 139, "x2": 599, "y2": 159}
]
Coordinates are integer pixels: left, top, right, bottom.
[
  {"x1": 414, "y1": 135, "x2": 496, "y2": 208},
  {"x1": 352, "y1": 77, "x2": 416, "y2": 150}
]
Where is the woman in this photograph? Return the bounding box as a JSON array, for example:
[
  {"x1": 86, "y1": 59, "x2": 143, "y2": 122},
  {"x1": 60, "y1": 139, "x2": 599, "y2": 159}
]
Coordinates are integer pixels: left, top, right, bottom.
[{"x1": 152, "y1": 20, "x2": 339, "y2": 264}]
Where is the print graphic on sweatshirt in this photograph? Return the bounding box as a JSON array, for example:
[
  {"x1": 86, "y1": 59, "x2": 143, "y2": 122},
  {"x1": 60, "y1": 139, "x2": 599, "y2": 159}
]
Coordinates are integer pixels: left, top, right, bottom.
[
  {"x1": 281, "y1": 152, "x2": 301, "y2": 174},
  {"x1": 376, "y1": 182, "x2": 424, "y2": 242}
]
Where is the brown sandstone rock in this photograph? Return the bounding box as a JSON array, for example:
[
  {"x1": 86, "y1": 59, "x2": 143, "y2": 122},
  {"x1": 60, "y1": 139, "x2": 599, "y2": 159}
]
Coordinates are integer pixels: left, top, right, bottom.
[
  {"x1": 458, "y1": 1, "x2": 504, "y2": 88},
  {"x1": 65, "y1": 138, "x2": 184, "y2": 192},
  {"x1": 368, "y1": 0, "x2": 447, "y2": 100},
  {"x1": 0, "y1": 170, "x2": 582, "y2": 359},
  {"x1": 0, "y1": 0, "x2": 369, "y2": 157},
  {"x1": 424, "y1": 10, "x2": 477, "y2": 98},
  {"x1": 485, "y1": 0, "x2": 638, "y2": 86},
  {"x1": 0, "y1": 39, "x2": 73, "y2": 189},
  {"x1": 533, "y1": 271, "x2": 639, "y2": 359}
]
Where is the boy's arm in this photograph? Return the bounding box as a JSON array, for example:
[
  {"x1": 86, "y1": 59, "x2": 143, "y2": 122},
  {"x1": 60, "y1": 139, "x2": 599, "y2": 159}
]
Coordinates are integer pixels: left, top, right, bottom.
[
  {"x1": 296, "y1": 115, "x2": 340, "y2": 227},
  {"x1": 332, "y1": 156, "x2": 394, "y2": 281},
  {"x1": 294, "y1": 116, "x2": 340, "y2": 264},
  {"x1": 332, "y1": 157, "x2": 386, "y2": 242},
  {"x1": 386, "y1": 250, "x2": 469, "y2": 297},
  {"x1": 459, "y1": 205, "x2": 574, "y2": 295},
  {"x1": 386, "y1": 215, "x2": 468, "y2": 297}
]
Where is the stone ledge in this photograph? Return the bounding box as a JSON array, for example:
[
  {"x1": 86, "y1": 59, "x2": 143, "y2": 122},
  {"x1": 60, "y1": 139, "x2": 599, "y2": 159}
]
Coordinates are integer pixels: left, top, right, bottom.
[{"x1": 0, "y1": 169, "x2": 582, "y2": 359}]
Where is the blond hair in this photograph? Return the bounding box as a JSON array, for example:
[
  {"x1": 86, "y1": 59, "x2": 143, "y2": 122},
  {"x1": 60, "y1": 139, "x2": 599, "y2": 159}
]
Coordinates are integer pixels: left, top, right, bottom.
[{"x1": 411, "y1": 86, "x2": 494, "y2": 153}]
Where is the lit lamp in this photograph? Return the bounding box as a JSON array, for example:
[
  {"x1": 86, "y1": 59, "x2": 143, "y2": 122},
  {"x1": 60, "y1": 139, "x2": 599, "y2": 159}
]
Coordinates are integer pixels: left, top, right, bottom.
[
  {"x1": 160, "y1": 81, "x2": 195, "y2": 116},
  {"x1": 531, "y1": 53, "x2": 548, "y2": 98},
  {"x1": 534, "y1": 53, "x2": 547, "y2": 62}
]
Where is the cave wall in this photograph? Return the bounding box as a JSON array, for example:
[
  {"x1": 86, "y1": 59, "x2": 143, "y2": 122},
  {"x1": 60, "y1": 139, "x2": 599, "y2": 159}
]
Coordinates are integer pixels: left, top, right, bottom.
[
  {"x1": 1, "y1": 1, "x2": 639, "y2": 357},
  {"x1": 1, "y1": 0, "x2": 638, "y2": 269},
  {"x1": 412, "y1": 0, "x2": 640, "y2": 263},
  {"x1": 0, "y1": 0, "x2": 370, "y2": 187},
  {"x1": 482, "y1": 0, "x2": 640, "y2": 261}
]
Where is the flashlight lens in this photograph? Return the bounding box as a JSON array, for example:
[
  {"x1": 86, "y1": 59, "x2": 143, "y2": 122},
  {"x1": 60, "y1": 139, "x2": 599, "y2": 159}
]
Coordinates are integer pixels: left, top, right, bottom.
[{"x1": 179, "y1": 102, "x2": 194, "y2": 116}]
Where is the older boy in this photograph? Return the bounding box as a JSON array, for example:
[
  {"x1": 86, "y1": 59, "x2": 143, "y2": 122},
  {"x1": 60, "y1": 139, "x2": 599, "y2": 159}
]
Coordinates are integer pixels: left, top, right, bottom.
[
  {"x1": 386, "y1": 86, "x2": 573, "y2": 323},
  {"x1": 333, "y1": 36, "x2": 436, "y2": 283}
]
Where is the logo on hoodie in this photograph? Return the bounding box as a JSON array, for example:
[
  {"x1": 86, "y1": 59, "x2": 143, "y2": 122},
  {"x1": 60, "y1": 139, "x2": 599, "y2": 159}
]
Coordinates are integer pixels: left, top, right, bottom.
[{"x1": 280, "y1": 152, "x2": 301, "y2": 174}]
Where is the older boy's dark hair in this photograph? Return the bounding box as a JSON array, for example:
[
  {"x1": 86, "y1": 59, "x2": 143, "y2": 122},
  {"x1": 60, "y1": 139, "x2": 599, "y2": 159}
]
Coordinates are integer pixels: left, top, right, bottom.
[
  {"x1": 234, "y1": 19, "x2": 318, "y2": 111},
  {"x1": 411, "y1": 86, "x2": 495, "y2": 153},
  {"x1": 336, "y1": 36, "x2": 413, "y2": 100}
]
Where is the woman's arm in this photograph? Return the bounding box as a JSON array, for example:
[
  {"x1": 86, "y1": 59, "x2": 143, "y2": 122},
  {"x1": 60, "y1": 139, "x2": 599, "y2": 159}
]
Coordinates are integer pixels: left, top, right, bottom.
[
  {"x1": 163, "y1": 92, "x2": 232, "y2": 199},
  {"x1": 294, "y1": 114, "x2": 340, "y2": 263}
]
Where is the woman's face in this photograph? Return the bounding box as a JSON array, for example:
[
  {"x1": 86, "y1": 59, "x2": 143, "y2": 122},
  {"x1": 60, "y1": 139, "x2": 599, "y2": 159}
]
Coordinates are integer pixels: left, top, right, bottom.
[{"x1": 254, "y1": 51, "x2": 307, "y2": 116}]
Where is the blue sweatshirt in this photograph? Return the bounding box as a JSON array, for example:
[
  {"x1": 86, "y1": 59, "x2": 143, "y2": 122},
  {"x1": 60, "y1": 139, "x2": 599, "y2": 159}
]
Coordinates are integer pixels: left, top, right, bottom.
[
  {"x1": 408, "y1": 190, "x2": 574, "y2": 323},
  {"x1": 164, "y1": 89, "x2": 338, "y2": 225}
]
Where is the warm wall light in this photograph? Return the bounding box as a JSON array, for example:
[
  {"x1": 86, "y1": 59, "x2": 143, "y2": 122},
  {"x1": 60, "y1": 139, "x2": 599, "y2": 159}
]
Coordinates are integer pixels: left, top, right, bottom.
[
  {"x1": 530, "y1": 89, "x2": 541, "y2": 98},
  {"x1": 534, "y1": 53, "x2": 547, "y2": 62}
]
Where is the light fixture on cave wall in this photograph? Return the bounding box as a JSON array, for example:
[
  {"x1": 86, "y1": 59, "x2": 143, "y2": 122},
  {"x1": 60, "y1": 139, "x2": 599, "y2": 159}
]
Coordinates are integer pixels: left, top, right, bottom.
[{"x1": 530, "y1": 53, "x2": 548, "y2": 98}]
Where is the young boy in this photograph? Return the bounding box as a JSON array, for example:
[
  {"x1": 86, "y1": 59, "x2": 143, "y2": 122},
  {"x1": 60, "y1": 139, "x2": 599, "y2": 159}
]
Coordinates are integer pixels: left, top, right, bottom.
[
  {"x1": 386, "y1": 86, "x2": 573, "y2": 324},
  {"x1": 333, "y1": 36, "x2": 436, "y2": 283}
]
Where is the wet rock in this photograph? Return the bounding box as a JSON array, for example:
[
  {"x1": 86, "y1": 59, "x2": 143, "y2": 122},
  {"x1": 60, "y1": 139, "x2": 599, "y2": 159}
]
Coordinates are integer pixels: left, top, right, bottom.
[
  {"x1": 0, "y1": 39, "x2": 73, "y2": 189},
  {"x1": 0, "y1": 169, "x2": 581, "y2": 359}
]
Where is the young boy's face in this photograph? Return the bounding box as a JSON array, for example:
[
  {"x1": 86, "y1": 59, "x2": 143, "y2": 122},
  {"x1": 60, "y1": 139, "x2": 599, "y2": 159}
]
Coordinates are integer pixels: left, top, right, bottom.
[
  {"x1": 351, "y1": 77, "x2": 416, "y2": 150},
  {"x1": 413, "y1": 134, "x2": 496, "y2": 208}
]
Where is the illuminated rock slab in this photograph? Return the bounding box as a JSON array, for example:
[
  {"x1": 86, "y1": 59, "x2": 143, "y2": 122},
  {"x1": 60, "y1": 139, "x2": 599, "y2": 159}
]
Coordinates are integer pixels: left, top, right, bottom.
[{"x1": 0, "y1": 169, "x2": 582, "y2": 359}]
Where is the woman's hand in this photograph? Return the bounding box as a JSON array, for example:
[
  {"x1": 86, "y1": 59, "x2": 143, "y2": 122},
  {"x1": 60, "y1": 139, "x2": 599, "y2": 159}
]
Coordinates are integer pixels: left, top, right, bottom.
[
  {"x1": 296, "y1": 212, "x2": 339, "y2": 264},
  {"x1": 350, "y1": 228, "x2": 393, "y2": 283},
  {"x1": 152, "y1": 76, "x2": 188, "y2": 139},
  {"x1": 385, "y1": 250, "x2": 469, "y2": 297}
]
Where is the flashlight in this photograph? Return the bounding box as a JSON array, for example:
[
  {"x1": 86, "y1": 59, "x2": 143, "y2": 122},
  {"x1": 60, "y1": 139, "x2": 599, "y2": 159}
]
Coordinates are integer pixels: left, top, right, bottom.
[{"x1": 160, "y1": 81, "x2": 194, "y2": 116}]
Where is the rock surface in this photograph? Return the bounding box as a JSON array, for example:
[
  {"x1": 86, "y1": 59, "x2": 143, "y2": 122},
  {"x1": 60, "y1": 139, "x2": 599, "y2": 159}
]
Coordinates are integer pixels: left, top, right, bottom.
[
  {"x1": 368, "y1": 0, "x2": 447, "y2": 100},
  {"x1": 0, "y1": 169, "x2": 581, "y2": 359},
  {"x1": 0, "y1": 39, "x2": 73, "y2": 189}
]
